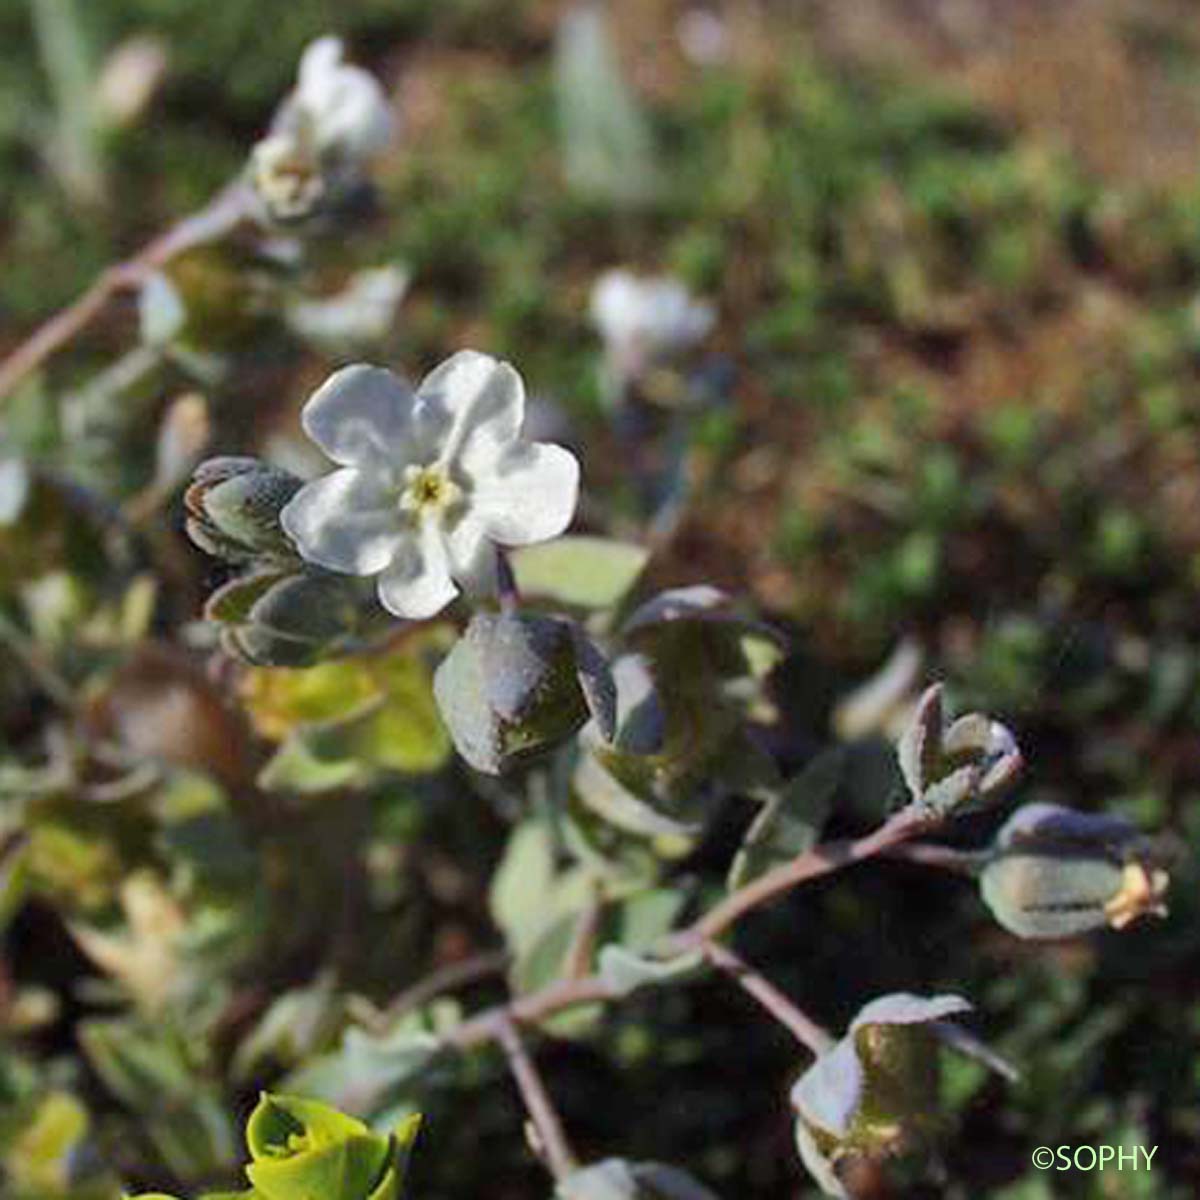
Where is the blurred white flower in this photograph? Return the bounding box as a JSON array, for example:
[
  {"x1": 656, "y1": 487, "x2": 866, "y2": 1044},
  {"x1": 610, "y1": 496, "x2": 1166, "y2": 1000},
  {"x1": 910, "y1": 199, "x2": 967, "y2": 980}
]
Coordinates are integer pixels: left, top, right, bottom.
[
  {"x1": 589, "y1": 269, "x2": 714, "y2": 382},
  {"x1": 677, "y1": 9, "x2": 730, "y2": 66},
  {"x1": 251, "y1": 36, "x2": 393, "y2": 223},
  {"x1": 250, "y1": 132, "x2": 327, "y2": 223},
  {"x1": 290, "y1": 36, "x2": 393, "y2": 161},
  {"x1": 281, "y1": 351, "x2": 580, "y2": 619},
  {"x1": 285, "y1": 264, "x2": 410, "y2": 349},
  {"x1": 138, "y1": 271, "x2": 187, "y2": 348}
]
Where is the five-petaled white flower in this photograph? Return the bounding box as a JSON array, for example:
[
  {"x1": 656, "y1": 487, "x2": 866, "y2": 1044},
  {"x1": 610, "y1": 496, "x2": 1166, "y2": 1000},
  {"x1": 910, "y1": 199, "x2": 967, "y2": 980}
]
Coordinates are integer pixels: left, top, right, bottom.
[
  {"x1": 589, "y1": 268, "x2": 714, "y2": 380},
  {"x1": 280, "y1": 351, "x2": 580, "y2": 620}
]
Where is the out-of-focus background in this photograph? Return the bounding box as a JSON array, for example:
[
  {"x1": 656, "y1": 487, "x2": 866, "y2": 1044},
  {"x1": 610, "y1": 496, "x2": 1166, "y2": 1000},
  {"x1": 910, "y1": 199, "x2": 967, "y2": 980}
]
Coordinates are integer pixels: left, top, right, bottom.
[{"x1": 4, "y1": 1, "x2": 1200, "y2": 1196}]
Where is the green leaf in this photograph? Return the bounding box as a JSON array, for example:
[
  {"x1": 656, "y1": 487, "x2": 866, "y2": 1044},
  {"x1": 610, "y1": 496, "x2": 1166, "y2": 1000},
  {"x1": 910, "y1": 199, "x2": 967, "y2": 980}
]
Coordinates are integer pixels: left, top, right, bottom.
[
  {"x1": 433, "y1": 614, "x2": 593, "y2": 774},
  {"x1": 555, "y1": 5, "x2": 662, "y2": 206},
  {"x1": 245, "y1": 1094, "x2": 393, "y2": 1200},
  {"x1": 246, "y1": 1136, "x2": 391, "y2": 1200},
  {"x1": 510, "y1": 536, "x2": 649, "y2": 611},
  {"x1": 727, "y1": 748, "x2": 844, "y2": 890},
  {"x1": 283, "y1": 1028, "x2": 441, "y2": 1115},
  {"x1": 257, "y1": 736, "x2": 365, "y2": 794},
  {"x1": 597, "y1": 946, "x2": 704, "y2": 998},
  {"x1": 251, "y1": 641, "x2": 450, "y2": 792}
]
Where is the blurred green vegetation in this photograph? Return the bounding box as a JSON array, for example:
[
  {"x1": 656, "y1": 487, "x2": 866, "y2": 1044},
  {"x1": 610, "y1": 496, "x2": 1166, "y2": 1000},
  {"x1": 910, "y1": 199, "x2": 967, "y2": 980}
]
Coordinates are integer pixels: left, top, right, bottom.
[{"x1": 4, "y1": 0, "x2": 1200, "y2": 1197}]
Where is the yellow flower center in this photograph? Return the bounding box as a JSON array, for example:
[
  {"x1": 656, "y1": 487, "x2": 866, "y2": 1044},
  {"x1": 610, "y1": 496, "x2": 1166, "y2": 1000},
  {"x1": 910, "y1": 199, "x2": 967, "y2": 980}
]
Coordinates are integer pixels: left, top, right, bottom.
[{"x1": 400, "y1": 464, "x2": 462, "y2": 518}]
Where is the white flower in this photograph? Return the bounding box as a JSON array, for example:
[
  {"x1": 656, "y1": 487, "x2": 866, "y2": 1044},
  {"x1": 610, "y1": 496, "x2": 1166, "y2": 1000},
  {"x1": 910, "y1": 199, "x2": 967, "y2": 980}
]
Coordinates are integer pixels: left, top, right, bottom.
[
  {"x1": 251, "y1": 36, "x2": 393, "y2": 223},
  {"x1": 589, "y1": 269, "x2": 714, "y2": 379},
  {"x1": 287, "y1": 36, "x2": 393, "y2": 161},
  {"x1": 280, "y1": 350, "x2": 580, "y2": 620},
  {"x1": 285, "y1": 264, "x2": 410, "y2": 349}
]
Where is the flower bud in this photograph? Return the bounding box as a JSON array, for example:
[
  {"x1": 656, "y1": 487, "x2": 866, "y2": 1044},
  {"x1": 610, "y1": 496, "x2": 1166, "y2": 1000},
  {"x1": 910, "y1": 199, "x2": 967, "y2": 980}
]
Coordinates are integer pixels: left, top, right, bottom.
[
  {"x1": 184, "y1": 457, "x2": 303, "y2": 563},
  {"x1": 980, "y1": 803, "x2": 1169, "y2": 939},
  {"x1": 433, "y1": 612, "x2": 616, "y2": 775},
  {"x1": 205, "y1": 568, "x2": 368, "y2": 667},
  {"x1": 897, "y1": 683, "x2": 1022, "y2": 816}
]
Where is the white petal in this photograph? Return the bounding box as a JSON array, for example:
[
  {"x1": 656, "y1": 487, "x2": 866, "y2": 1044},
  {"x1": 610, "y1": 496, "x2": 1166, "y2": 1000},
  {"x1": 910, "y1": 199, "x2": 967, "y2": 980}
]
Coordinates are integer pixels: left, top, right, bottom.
[
  {"x1": 794, "y1": 1118, "x2": 848, "y2": 1199},
  {"x1": 849, "y1": 992, "x2": 972, "y2": 1033},
  {"x1": 472, "y1": 441, "x2": 579, "y2": 545},
  {"x1": 376, "y1": 522, "x2": 458, "y2": 619},
  {"x1": 297, "y1": 37, "x2": 392, "y2": 159},
  {"x1": 445, "y1": 510, "x2": 496, "y2": 595},
  {"x1": 297, "y1": 36, "x2": 345, "y2": 93},
  {"x1": 280, "y1": 468, "x2": 400, "y2": 574},
  {"x1": 790, "y1": 1034, "x2": 863, "y2": 1138},
  {"x1": 413, "y1": 350, "x2": 525, "y2": 473},
  {"x1": 300, "y1": 364, "x2": 416, "y2": 469}
]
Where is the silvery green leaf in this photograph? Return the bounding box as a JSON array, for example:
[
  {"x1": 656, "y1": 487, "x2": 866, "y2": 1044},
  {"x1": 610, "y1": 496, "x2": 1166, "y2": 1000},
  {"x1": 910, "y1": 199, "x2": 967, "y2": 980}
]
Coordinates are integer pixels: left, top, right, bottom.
[
  {"x1": 573, "y1": 751, "x2": 700, "y2": 839},
  {"x1": 597, "y1": 945, "x2": 703, "y2": 997},
  {"x1": 620, "y1": 586, "x2": 729, "y2": 638},
  {"x1": 728, "y1": 748, "x2": 844, "y2": 890},
  {"x1": 490, "y1": 821, "x2": 592, "y2": 958},
  {"x1": 510, "y1": 535, "x2": 650, "y2": 611},
  {"x1": 572, "y1": 628, "x2": 617, "y2": 741},
  {"x1": 481, "y1": 613, "x2": 576, "y2": 723},
  {"x1": 185, "y1": 457, "x2": 304, "y2": 562},
  {"x1": 917, "y1": 763, "x2": 980, "y2": 817},
  {"x1": 608, "y1": 654, "x2": 665, "y2": 755},
  {"x1": 435, "y1": 614, "x2": 596, "y2": 774},
  {"x1": 833, "y1": 637, "x2": 923, "y2": 740},
  {"x1": 257, "y1": 733, "x2": 364, "y2": 793},
  {"x1": 896, "y1": 683, "x2": 940, "y2": 802},
  {"x1": 282, "y1": 1027, "x2": 441, "y2": 1114},
  {"x1": 247, "y1": 571, "x2": 356, "y2": 642},
  {"x1": 433, "y1": 622, "x2": 500, "y2": 772},
  {"x1": 232, "y1": 973, "x2": 342, "y2": 1078},
  {"x1": 555, "y1": 5, "x2": 661, "y2": 206},
  {"x1": 895, "y1": 683, "x2": 1021, "y2": 815}
]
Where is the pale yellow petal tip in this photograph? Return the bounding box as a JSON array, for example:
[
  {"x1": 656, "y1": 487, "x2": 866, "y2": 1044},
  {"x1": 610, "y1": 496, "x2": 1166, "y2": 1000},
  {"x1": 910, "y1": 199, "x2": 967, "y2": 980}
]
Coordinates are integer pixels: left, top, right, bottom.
[{"x1": 1104, "y1": 862, "x2": 1170, "y2": 931}]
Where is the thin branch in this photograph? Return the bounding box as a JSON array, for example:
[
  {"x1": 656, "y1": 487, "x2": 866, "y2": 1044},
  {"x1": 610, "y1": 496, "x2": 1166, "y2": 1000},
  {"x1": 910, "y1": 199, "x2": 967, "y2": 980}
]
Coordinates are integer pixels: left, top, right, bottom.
[
  {"x1": 496, "y1": 1014, "x2": 578, "y2": 1183},
  {"x1": 0, "y1": 180, "x2": 254, "y2": 401},
  {"x1": 884, "y1": 841, "x2": 988, "y2": 875},
  {"x1": 704, "y1": 939, "x2": 834, "y2": 1056},
  {"x1": 495, "y1": 546, "x2": 520, "y2": 616},
  {"x1": 676, "y1": 805, "x2": 933, "y2": 948},
  {"x1": 370, "y1": 949, "x2": 510, "y2": 1032},
  {"x1": 446, "y1": 804, "x2": 936, "y2": 1050}
]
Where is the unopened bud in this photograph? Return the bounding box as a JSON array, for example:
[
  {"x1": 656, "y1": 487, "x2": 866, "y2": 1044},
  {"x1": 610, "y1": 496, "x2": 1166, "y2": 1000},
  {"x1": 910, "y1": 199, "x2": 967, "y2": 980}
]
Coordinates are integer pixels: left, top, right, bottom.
[
  {"x1": 184, "y1": 457, "x2": 303, "y2": 563},
  {"x1": 980, "y1": 803, "x2": 1169, "y2": 939},
  {"x1": 897, "y1": 684, "x2": 1022, "y2": 816}
]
